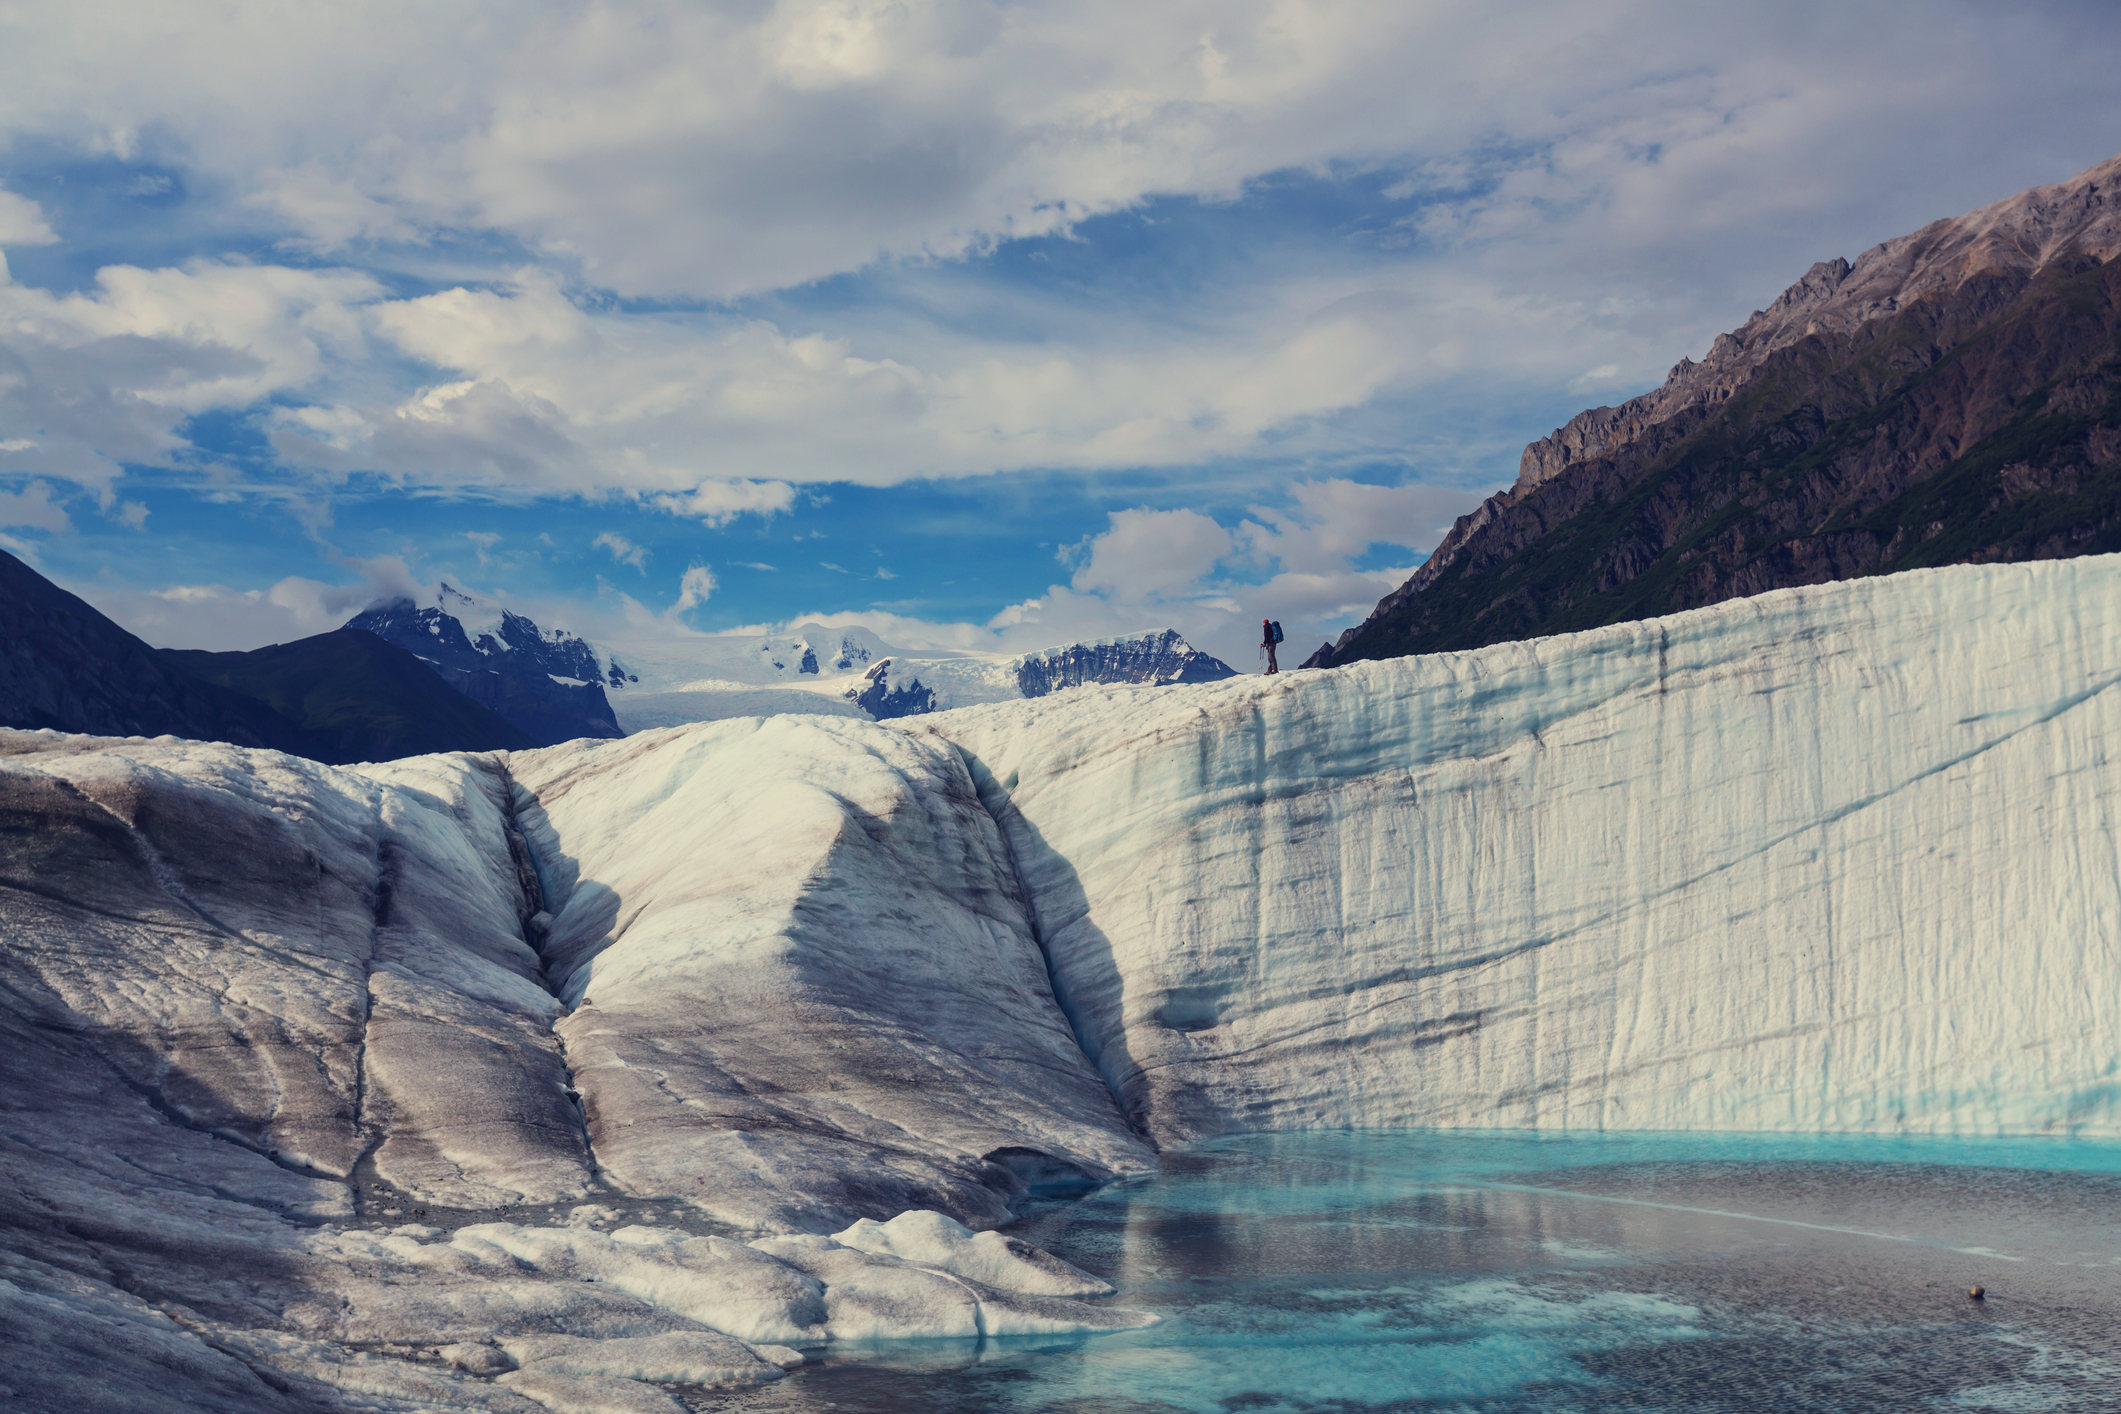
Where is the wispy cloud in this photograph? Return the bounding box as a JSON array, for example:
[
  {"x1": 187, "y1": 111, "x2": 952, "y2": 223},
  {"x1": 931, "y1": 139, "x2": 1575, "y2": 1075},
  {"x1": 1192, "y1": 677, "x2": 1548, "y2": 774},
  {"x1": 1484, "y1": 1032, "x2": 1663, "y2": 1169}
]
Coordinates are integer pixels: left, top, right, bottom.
[{"x1": 594, "y1": 531, "x2": 650, "y2": 572}]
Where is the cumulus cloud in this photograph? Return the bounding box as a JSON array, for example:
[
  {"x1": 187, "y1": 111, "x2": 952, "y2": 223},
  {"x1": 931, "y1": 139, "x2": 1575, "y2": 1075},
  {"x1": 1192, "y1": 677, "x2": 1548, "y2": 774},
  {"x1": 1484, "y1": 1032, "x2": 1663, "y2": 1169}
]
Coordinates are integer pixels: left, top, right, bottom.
[
  {"x1": 0, "y1": 4, "x2": 2115, "y2": 504},
  {"x1": 650, "y1": 480, "x2": 799, "y2": 525},
  {"x1": 0, "y1": 259, "x2": 381, "y2": 492},
  {"x1": 723, "y1": 477, "x2": 1485, "y2": 667},
  {"x1": 1064, "y1": 507, "x2": 1233, "y2": 600},
  {"x1": 1236, "y1": 479, "x2": 1472, "y2": 575},
  {"x1": 245, "y1": 162, "x2": 425, "y2": 250},
  {"x1": 4, "y1": 1, "x2": 2111, "y2": 302}
]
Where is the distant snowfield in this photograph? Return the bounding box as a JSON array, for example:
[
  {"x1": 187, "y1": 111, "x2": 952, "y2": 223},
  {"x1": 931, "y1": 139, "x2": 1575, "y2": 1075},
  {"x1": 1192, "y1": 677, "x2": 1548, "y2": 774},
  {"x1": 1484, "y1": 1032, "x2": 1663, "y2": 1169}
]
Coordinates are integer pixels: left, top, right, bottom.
[{"x1": 6, "y1": 556, "x2": 2120, "y2": 1409}]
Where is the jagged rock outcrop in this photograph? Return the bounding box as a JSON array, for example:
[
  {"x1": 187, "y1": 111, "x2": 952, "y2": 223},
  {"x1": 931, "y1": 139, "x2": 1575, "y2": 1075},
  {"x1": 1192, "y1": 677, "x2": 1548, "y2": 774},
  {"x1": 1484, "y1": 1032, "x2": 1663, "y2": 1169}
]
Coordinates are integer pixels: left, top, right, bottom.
[
  {"x1": 852, "y1": 657, "x2": 939, "y2": 718},
  {"x1": 1011, "y1": 629, "x2": 1236, "y2": 697},
  {"x1": 1320, "y1": 152, "x2": 2121, "y2": 665}
]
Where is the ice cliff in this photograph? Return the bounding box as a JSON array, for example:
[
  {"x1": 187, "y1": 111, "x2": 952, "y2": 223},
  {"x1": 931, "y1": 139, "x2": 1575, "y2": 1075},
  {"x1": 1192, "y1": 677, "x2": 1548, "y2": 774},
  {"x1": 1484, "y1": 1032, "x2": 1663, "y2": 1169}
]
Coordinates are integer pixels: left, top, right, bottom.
[
  {"x1": 936, "y1": 555, "x2": 2121, "y2": 1142},
  {"x1": 5, "y1": 554, "x2": 2121, "y2": 1410}
]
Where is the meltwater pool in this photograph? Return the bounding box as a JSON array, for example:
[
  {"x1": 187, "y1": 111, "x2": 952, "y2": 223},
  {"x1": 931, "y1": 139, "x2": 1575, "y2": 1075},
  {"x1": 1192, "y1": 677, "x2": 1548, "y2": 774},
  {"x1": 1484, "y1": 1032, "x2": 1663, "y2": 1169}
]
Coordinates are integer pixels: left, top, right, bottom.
[{"x1": 717, "y1": 1130, "x2": 2121, "y2": 1412}]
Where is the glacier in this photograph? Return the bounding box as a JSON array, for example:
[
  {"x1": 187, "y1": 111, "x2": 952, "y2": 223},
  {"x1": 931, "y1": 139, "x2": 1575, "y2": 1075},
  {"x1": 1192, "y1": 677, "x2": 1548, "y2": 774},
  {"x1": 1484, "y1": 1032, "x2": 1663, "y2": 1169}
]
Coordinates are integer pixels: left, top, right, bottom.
[{"x1": 5, "y1": 555, "x2": 2121, "y2": 1410}]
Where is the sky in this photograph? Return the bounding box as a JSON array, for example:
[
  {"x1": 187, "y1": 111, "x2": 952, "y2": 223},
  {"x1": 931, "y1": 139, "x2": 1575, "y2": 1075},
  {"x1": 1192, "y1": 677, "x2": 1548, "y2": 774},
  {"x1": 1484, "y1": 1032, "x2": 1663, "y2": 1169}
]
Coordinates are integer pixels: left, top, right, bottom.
[{"x1": 2, "y1": 1, "x2": 2118, "y2": 671}]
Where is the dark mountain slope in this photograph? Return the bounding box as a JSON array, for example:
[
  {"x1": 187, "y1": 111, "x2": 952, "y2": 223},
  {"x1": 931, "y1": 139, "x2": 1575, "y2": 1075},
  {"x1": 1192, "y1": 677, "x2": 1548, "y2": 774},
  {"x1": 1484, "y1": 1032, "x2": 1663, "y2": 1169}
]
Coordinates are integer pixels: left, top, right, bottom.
[
  {"x1": 0, "y1": 549, "x2": 328, "y2": 755},
  {"x1": 1319, "y1": 153, "x2": 2121, "y2": 665},
  {"x1": 164, "y1": 629, "x2": 536, "y2": 762}
]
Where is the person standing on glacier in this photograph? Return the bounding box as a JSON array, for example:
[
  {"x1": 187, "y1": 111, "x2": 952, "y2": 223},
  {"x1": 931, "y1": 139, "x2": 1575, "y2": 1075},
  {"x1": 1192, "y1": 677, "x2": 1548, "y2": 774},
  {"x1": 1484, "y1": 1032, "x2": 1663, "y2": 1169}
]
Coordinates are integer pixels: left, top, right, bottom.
[{"x1": 1261, "y1": 618, "x2": 1283, "y2": 674}]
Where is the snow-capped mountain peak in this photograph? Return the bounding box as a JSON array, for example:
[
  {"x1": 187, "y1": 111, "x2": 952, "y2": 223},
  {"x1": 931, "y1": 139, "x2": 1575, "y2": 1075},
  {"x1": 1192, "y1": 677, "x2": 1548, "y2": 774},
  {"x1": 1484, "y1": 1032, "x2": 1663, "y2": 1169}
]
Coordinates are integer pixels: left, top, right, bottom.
[{"x1": 345, "y1": 586, "x2": 629, "y2": 744}]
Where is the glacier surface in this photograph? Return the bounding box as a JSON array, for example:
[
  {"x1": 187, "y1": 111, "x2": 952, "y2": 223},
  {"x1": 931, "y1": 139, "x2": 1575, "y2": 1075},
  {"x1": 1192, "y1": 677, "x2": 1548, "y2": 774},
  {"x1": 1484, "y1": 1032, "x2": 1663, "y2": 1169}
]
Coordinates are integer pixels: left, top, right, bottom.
[{"x1": 4, "y1": 555, "x2": 2120, "y2": 1410}]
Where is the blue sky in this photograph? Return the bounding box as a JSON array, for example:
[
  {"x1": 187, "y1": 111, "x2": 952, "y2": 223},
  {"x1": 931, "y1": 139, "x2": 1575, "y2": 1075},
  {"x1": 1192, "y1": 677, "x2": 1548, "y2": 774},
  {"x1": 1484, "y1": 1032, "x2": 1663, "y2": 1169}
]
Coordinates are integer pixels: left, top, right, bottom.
[{"x1": 3, "y1": 1, "x2": 2119, "y2": 668}]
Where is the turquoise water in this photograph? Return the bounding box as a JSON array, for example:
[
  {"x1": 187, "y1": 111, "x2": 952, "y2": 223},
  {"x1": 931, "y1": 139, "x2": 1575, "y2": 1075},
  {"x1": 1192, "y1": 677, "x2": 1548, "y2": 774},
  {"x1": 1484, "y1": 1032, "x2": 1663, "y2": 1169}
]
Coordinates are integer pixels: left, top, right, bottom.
[{"x1": 732, "y1": 1131, "x2": 2121, "y2": 1412}]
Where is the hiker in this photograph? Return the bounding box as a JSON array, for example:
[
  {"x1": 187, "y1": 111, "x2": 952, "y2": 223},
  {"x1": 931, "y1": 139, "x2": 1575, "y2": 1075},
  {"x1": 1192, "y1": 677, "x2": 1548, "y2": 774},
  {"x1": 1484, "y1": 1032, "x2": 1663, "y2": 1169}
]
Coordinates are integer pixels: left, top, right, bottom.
[{"x1": 1261, "y1": 617, "x2": 1283, "y2": 674}]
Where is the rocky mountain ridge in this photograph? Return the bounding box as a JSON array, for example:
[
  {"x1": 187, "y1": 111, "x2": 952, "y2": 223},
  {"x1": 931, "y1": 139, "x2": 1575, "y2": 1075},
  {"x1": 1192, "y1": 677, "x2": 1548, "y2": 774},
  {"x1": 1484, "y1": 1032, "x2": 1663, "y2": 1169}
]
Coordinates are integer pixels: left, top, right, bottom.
[
  {"x1": 849, "y1": 629, "x2": 1237, "y2": 720},
  {"x1": 1315, "y1": 151, "x2": 2121, "y2": 665},
  {"x1": 347, "y1": 584, "x2": 629, "y2": 745}
]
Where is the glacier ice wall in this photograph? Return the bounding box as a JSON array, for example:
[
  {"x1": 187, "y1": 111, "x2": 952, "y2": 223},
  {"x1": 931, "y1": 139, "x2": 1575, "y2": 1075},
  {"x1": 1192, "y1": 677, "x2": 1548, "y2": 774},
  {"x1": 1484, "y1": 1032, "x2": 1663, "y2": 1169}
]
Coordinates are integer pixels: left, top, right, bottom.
[
  {"x1": 507, "y1": 715, "x2": 1152, "y2": 1232},
  {"x1": 930, "y1": 557, "x2": 2121, "y2": 1144}
]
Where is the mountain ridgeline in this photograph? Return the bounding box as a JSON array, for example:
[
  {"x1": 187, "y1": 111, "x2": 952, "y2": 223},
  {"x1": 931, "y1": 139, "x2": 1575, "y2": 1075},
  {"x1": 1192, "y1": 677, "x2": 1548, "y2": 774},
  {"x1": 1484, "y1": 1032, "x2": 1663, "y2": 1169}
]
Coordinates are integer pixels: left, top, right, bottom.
[
  {"x1": 0, "y1": 548, "x2": 531, "y2": 762},
  {"x1": 1315, "y1": 153, "x2": 2121, "y2": 667}
]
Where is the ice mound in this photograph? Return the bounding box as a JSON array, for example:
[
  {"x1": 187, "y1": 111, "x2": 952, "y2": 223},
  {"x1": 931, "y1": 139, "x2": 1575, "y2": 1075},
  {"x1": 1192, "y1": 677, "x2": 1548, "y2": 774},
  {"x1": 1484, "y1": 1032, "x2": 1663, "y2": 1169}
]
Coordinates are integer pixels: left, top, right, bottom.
[
  {"x1": 496, "y1": 1367, "x2": 689, "y2": 1413},
  {"x1": 832, "y1": 1209, "x2": 1115, "y2": 1296},
  {"x1": 750, "y1": 1230, "x2": 1154, "y2": 1339},
  {"x1": 0, "y1": 737, "x2": 591, "y2": 1206},
  {"x1": 507, "y1": 714, "x2": 1153, "y2": 1231}
]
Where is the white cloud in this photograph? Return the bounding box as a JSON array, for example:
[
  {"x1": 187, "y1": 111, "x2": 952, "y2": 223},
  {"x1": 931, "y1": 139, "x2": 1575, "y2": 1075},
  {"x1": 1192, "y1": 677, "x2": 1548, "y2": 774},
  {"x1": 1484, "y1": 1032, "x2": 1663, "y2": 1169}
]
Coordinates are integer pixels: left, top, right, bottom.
[
  {"x1": 0, "y1": 259, "x2": 382, "y2": 492},
  {"x1": 594, "y1": 531, "x2": 650, "y2": 571},
  {"x1": 0, "y1": 187, "x2": 58, "y2": 247},
  {"x1": 1065, "y1": 507, "x2": 1233, "y2": 600},
  {"x1": 718, "y1": 477, "x2": 1486, "y2": 667},
  {"x1": 0, "y1": 5, "x2": 2114, "y2": 504},
  {"x1": 672, "y1": 563, "x2": 717, "y2": 613},
  {"x1": 3, "y1": 1, "x2": 2110, "y2": 305},
  {"x1": 650, "y1": 480, "x2": 799, "y2": 525},
  {"x1": 246, "y1": 162, "x2": 425, "y2": 250},
  {"x1": 0, "y1": 480, "x2": 73, "y2": 534},
  {"x1": 1237, "y1": 479, "x2": 1473, "y2": 575}
]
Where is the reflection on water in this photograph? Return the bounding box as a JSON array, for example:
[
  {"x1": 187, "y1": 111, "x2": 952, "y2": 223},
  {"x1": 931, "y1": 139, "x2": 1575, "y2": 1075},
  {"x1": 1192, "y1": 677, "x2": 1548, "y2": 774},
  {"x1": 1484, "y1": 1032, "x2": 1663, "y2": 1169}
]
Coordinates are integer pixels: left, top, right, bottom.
[{"x1": 704, "y1": 1131, "x2": 2121, "y2": 1412}]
